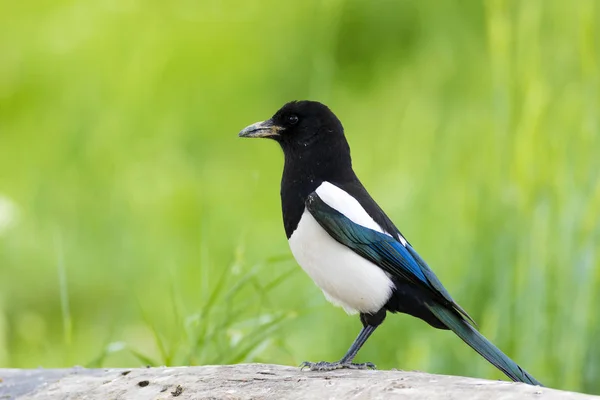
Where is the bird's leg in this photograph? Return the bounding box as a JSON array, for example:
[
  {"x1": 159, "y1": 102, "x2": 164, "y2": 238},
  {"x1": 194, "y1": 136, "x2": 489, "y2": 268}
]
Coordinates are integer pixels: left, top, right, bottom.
[
  {"x1": 301, "y1": 310, "x2": 386, "y2": 372},
  {"x1": 300, "y1": 324, "x2": 378, "y2": 371}
]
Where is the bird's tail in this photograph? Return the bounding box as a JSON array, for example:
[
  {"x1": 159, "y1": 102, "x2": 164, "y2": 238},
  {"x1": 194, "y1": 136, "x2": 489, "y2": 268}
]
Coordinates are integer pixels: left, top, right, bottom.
[{"x1": 427, "y1": 303, "x2": 543, "y2": 386}]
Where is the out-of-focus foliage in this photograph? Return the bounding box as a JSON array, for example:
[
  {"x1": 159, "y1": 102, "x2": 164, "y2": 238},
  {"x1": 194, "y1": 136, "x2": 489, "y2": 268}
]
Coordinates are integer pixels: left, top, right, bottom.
[{"x1": 1, "y1": 0, "x2": 599, "y2": 394}]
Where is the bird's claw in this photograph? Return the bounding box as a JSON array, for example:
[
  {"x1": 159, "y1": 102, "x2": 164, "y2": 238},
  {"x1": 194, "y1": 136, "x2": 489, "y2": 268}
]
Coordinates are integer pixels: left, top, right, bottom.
[{"x1": 299, "y1": 360, "x2": 376, "y2": 371}]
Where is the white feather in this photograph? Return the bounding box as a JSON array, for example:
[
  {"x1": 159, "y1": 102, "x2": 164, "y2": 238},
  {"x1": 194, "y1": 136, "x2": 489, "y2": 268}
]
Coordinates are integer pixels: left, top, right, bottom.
[
  {"x1": 315, "y1": 182, "x2": 408, "y2": 246},
  {"x1": 288, "y1": 182, "x2": 396, "y2": 314},
  {"x1": 315, "y1": 182, "x2": 386, "y2": 233}
]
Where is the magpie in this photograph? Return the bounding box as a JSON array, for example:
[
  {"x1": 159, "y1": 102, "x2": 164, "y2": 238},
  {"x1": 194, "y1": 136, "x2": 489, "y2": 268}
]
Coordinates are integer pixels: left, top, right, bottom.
[{"x1": 238, "y1": 100, "x2": 542, "y2": 385}]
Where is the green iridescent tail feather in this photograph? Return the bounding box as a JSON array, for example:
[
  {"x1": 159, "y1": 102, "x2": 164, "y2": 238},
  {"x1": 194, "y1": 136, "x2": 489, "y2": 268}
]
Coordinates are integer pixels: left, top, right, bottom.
[{"x1": 427, "y1": 304, "x2": 543, "y2": 386}]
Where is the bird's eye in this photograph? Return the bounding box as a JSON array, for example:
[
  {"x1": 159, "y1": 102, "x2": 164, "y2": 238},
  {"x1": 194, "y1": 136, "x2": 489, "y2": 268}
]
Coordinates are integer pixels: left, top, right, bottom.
[{"x1": 287, "y1": 114, "x2": 299, "y2": 125}]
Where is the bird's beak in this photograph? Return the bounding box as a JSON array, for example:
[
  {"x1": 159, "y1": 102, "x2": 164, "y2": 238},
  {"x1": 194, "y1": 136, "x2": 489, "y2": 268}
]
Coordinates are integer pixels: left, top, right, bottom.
[{"x1": 238, "y1": 119, "x2": 281, "y2": 139}]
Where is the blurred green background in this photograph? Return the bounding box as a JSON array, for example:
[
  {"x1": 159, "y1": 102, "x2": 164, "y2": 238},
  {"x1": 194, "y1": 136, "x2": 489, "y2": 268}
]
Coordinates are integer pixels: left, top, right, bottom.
[{"x1": 1, "y1": 0, "x2": 599, "y2": 394}]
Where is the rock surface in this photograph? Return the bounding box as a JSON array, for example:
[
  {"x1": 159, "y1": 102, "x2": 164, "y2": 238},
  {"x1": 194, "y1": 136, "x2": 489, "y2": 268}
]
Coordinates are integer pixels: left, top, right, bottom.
[{"x1": 0, "y1": 364, "x2": 597, "y2": 400}]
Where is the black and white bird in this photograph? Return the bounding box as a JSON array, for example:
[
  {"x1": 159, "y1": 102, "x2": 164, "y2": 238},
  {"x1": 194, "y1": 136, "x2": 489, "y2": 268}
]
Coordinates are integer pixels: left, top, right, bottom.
[{"x1": 238, "y1": 100, "x2": 542, "y2": 385}]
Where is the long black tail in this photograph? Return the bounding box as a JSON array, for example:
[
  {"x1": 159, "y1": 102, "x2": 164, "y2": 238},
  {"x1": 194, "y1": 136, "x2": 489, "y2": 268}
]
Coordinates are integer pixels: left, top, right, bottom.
[{"x1": 427, "y1": 303, "x2": 543, "y2": 386}]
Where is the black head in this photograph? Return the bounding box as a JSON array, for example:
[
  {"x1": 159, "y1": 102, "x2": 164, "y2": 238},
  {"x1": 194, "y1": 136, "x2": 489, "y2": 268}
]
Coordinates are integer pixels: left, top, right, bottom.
[
  {"x1": 239, "y1": 101, "x2": 359, "y2": 238},
  {"x1": 238, "y1": 101, "x2": 346, "y2": 153}
]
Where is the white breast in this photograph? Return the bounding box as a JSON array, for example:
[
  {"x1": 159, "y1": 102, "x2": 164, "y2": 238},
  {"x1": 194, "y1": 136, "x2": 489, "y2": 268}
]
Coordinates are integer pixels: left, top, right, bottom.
[{"x1": 288, "y1": 182, "x2": 395, "y2": 314}]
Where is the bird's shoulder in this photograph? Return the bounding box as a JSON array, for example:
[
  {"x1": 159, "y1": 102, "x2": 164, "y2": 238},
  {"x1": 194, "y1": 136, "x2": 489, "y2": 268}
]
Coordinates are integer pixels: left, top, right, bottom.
[{"x1": 317, "y1": 180, "x2": 408, "y2": 245}]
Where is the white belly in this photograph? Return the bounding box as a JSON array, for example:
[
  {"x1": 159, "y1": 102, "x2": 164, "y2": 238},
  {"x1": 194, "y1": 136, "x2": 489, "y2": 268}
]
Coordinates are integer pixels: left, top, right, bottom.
[{"x1": 288, "y1": 210, "x2": 394, "y2": 314}]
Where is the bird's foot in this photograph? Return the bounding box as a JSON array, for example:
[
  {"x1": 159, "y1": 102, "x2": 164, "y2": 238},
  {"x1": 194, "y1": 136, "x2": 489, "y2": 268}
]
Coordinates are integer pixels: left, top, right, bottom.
[{"x1": 299, "y1": 360, "x2": 376, "y2": 371}]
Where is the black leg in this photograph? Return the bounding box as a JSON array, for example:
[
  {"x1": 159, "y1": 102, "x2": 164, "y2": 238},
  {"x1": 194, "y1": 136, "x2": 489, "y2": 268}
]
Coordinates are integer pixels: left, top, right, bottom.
[
  {"x1": 340, "y1": 324, "x2": 376, "y2": 363},
  {"x1": 300, "y1": 325, "x2": 378, "y2": 371},
  {"x1": 300, "y1": 310, "x2": 386, "y2": 372}
]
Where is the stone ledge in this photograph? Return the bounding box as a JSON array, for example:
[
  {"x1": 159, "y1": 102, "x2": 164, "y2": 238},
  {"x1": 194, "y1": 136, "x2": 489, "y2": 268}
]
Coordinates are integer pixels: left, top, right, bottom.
[{"x1": 0, "y1": 363, "x2": 596, "y2": 400}]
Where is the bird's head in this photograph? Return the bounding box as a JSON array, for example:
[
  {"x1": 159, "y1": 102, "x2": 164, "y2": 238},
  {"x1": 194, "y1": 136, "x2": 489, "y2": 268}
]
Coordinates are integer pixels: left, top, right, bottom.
[{"x1": 238, "y1": 101, "x2": 345, "y2": 152}]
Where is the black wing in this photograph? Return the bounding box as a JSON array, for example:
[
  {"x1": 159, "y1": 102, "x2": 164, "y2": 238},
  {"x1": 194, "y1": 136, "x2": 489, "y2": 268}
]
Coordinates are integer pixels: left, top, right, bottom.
[{"x1": 305, "y1": 192, "x2": 475, "y2": 325}]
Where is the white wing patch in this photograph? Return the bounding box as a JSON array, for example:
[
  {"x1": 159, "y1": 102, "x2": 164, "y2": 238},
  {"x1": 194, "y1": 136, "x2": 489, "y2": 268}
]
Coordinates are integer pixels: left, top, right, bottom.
[
  {"x1": 315, "y1": 181, "x2": 408, "y2": 246},
  {"x1": 315, "y1": 182, "x2": 387, "y2": 233}
]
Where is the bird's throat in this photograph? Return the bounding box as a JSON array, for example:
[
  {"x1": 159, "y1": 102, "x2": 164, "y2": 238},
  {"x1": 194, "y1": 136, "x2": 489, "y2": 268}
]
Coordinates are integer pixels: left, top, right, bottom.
[{"x1": 280, "y1": 148, "x2": 355, "y2": 239}]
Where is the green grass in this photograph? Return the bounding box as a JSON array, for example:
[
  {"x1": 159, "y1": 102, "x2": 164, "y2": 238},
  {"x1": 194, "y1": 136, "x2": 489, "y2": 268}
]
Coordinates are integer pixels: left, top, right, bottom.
[{"x1": 1, "y1": 0, "x2": 599, "y2": 394}]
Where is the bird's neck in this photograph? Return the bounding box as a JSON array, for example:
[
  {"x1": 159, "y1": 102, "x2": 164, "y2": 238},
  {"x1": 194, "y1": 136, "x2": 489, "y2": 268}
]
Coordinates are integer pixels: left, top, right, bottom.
[{"x1": 280, "y1": 146, "x2": 355, "y2": 238}]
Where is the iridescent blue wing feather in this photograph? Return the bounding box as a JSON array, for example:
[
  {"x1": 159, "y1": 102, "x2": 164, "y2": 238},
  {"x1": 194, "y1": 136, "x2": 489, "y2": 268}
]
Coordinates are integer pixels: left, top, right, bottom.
[{"x1": 305, "y1": 192, "x2": 474, "y2": 324}]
